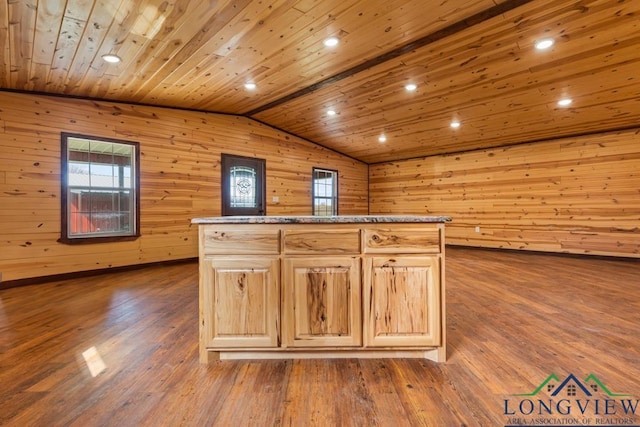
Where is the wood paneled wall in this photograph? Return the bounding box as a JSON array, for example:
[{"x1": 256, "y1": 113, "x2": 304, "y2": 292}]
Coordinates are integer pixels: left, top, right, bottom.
[
  {"x1": 369, "y1": 129, "x2": 640, "y2": 258},
  {"x1": 0, "y1": 92, "x2": 368, "y2": 282}
]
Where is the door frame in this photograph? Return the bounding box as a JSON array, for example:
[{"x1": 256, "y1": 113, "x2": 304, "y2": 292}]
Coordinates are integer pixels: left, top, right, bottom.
[{"x1": 221, "y1": 154, "x2": 266, "y2": 216}]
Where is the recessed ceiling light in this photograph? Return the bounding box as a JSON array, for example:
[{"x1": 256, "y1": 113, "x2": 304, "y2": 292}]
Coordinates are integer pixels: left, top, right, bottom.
[
  {"x1": 244, "y1": 82, "x2": 256, "y2": 90},
  {"x1": 378, "y1": 135, "x2": 387, "y2": 143},
  {"x1": 557, "y1": 98, "x2": 573, "y2": 107},
  {"x1": 535, "y1": 38, "x2": 554, "y2": 50},
  {"x1": 327, "y1": 109, "x2": 336, "y2": 116},
  {"x1": 405, "y1": 83, "x2": 417, "y2": 92},
  {"x1": 101, "y1": 54, "x2": 121, "y2": 63},
  {"x1": 323, "y1": 37, "x2": 339, "y2": 47},
  {"x1": 450, "y1": 121, "x2": 461, "y2": 129}
]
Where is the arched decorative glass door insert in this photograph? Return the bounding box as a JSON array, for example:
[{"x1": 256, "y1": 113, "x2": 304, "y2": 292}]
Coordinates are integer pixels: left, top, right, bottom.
[
  {"x1": 221, "y1": 154, "x2": 266, "y2": 216},
  {"x1": 229, "y1": 166, "x2": 256, "y2": 208}
]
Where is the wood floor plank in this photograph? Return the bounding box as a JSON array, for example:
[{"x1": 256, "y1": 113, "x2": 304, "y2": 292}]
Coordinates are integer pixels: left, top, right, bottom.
[
  {"x1": 355, "y1": 360, "x2": 414, "y2": 426},
  {"x1": 1, "y1": 248, "x2": 639, "y2": 426}
]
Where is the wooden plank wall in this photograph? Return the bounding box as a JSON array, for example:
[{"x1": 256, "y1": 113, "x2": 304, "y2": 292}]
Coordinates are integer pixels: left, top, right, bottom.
[
  {"x1": 369, "y1": 129, "x2": 640, "y2": 258},
  {"x1": 0, "y1": 91, "x2": 368, "y2": 282}
]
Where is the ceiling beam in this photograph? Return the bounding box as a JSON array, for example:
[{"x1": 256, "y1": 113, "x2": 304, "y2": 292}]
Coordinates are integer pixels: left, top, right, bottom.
[{"x1": 244, "y1": 0, "x2": 534, "y2": 116}]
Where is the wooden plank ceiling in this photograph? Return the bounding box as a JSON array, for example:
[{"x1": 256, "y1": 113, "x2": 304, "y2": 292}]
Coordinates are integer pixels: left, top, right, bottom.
[{"x1": 1, "y1": 0, "x2": 638, "y2": 164}]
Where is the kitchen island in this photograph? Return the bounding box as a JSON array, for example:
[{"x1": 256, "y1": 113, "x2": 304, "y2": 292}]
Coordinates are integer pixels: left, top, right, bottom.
[{"x1": 191, "y1": 215, "x2": 451, "y2": 363}]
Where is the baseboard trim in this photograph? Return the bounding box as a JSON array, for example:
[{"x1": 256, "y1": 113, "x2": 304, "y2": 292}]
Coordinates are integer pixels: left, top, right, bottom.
[
  {"x1": 0, "y1": 258, "x2": 198, "y2": 290},
  {"x1": 445, "y1": 244, "x2": 639, "y2": 262}
]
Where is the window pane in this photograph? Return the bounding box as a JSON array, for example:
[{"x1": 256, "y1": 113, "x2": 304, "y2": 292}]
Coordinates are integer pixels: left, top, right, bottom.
[
  {"x1": 230, "y1": 166, "x2": 257, "y2": 208},
  {"x1": 314, "y1": 199, "x2": 333, "y2": 216},
  {"x1": 64, "y1": 135, "x2": 138, "y2": 240}
]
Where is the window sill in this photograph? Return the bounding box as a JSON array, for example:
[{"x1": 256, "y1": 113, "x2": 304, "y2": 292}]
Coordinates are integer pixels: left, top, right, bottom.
[{"x1": 57, "y1": 234, "x2": 140, "y2": 245}]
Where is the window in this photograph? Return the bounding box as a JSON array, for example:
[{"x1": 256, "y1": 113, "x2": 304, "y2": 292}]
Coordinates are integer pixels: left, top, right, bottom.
[
  {"x1": 60, "y1": 133, "x2": 140, "y2": 243},
  {"x1": 221, "y1": 154, "x2": 266, "y2": 216},
  {"x1": 312, "y1": 168, "x2": 338, "y2": 216}
]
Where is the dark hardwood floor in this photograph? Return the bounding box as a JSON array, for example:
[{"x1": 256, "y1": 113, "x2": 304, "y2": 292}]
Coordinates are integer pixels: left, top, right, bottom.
[{"x1": 1, "y1": 248, "x2": 638, "y2": 426}]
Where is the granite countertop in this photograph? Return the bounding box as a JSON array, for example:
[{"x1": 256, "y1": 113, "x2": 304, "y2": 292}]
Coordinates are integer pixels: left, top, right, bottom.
[{"x1": 191, "y1": 215, "x2": 452, "y2": 224}]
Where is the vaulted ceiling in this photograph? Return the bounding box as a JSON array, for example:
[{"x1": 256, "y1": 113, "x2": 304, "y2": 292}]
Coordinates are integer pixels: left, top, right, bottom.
[{"x1": 1, "y1": 0, "x2": 638, "y2": 163}]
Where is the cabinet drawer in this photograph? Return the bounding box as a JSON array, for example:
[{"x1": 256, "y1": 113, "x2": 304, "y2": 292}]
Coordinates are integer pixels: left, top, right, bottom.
[
  {"x1": 203, "y1": 228, "x2": 280, "y2": 255},
  {"x1": 363, "y1": 228, "x2": 440, "y2": 254},
  {"x1": 283, "y1": 229, "x2": 360, "y2": 254}
]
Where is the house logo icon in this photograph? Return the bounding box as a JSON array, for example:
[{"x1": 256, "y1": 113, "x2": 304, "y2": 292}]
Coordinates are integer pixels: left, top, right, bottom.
[
  {"x1": 512, "y1": 373, "x2": 632, "y2": 398},
  {"x1": 503, "y1": 373, "x2": 639, "y2": 426}
]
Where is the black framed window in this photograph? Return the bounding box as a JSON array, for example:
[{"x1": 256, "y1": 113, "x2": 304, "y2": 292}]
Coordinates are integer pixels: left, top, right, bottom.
[
  {"x1": 312, "y1": 168, "x2": 338, "y2": 216},
  {"x1": 59, "y1": 133, "x2": 140, "y2": 244}
]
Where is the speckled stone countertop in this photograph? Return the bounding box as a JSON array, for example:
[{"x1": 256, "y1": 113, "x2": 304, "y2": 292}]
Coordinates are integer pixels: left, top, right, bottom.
[{"x1": 191, "y1": 215, "x2": 452, "y2": 224}]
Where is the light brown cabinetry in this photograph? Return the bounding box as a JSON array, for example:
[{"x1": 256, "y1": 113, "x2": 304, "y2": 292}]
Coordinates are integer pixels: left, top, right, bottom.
[
  {"x1": 201, "y1": 256, "x2": 279, "y2": 349},
  {"x1": 363, "y1": 256, "x2": 440, "y2": 347},
  {"x1": 283, "y1": 256, "x2": 361, "y2": 347},
  {"x1": 361, "y1": 227, "x2": 442, "y2": 349},
  {"x1": 195, "y1": 217, "x2": 448, "y2": 362}
]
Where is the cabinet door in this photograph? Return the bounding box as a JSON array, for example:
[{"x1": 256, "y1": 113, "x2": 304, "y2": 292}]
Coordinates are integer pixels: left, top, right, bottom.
[
  {"x1": 363, "y1": 256, "x2": 441, "y2": 347},
  {"x1": 283, "y1": 257, "x2": 361, "y2": 347},
  {"x1": 201, "y1": 257, "x2": 279, "y2": 348}
]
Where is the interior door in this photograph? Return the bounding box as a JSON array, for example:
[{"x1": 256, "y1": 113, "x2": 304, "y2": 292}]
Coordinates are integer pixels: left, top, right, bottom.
[{"x1": 221, "y1": 154, "x2": 266, "y2": 216}]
